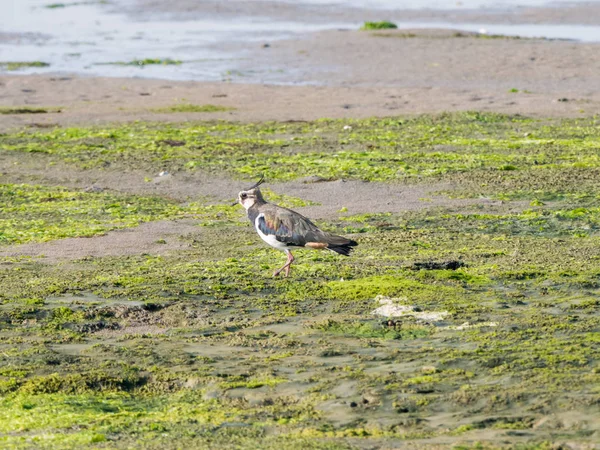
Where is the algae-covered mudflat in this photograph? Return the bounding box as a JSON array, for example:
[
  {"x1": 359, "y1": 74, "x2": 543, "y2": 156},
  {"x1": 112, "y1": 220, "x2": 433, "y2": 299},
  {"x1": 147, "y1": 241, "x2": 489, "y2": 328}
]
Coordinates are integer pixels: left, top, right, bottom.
[{"x1": 1, "y1": 113, "x2": 599, "y2": 449}]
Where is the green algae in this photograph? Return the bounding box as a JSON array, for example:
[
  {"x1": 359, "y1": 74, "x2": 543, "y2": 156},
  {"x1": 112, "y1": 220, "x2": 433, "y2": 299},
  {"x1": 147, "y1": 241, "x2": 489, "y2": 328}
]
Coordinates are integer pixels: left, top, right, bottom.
[
  {"x1": 0, "y1": 62, "x2": 50, "y2": 71},
  {"x1": 371, "y1": 31, "x2": 533, "y2": 40},
  {"x1": 45, "y1": 1, "x2": 108, "y2": 8},
  {"x1": 1, "y1": 113, "x2": 600, "y2": 448},
  {"x1": 260, "y1": 188, "x2": 319, "y2": 208},
  {"x1": 0, "y1": 106, "x2": 61, "y2": 115},
  {"x1": 360, "y1": 21, "x2": 398, "y2": 30},
  {"x1": 2, "y1": 112, "x2": 600, "y2": 186},
  {"x1": 0, "y1": 183, "x2": 238, "y2": 245},
  {"x1": 1, "y1": 228, "x2": 599, "y2": 447},
  {"x1": 153, "y1": 104, "x2": 235, "y2": 113},
  {"x1": 100, "y1": 58, "x2": 182, "y2": 66}
]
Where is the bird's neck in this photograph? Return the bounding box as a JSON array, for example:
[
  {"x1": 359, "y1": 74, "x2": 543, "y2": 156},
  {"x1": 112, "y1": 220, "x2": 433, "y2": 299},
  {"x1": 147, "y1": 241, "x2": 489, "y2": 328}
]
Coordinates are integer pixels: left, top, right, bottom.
[
  {"x1": 247, "y1": 202, "x2": 267, "y2": 223},
  {"x1": 248, "y1": 200, "x2": 266, "y2": 215}
]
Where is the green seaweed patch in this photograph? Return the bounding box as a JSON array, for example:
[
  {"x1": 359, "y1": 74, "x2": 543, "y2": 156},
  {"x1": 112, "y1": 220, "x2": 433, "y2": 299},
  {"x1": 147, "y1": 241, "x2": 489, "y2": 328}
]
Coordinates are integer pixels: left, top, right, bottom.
[
  {"x1": 44, "y1": 306, "x2": 85, "y2": 331},
  {"x1": 0, "y1": 392, "x2": 327, "y2": 448},
  {"x1": 370, "y1": 32, "x2": 417, "y2": 38},
  {"x1": 45, "y1": 1, "x2": 108, "y2": 8},
  {"x1": 371, "y1": 31, "x2": 532, "y2": 40},
  {"x1": 101, "y1": 58, "x2": 182, "y2": 66},
  {"x1": 360, "y1": 21, "x2": 397, "y2": 30},
  {"x1": 18, "y1": 371, "x2": 146, "y2": 395},
  {"x1": 1, "y1": 112, "x2": 600, "y2": 448},
  {"x1": 324, "y1": 276, "x2": 461, "y2": 302},
  {"x1": 219, "y1": 376, "x2": 287, "y2": 390},
  {"x1": 153, "y1": 104, "x2": 234, "y2": 113},
  {"x1": 0, "y1": 61, "x2": 50, "y2": 71},
  {"x1": 0, "y1": 106, "x2": 61, "y2": 115},
  {"x1": 453, "y1": 31, "x2": 528, "y2": 40},
  {"x1": 5, "y1": 112, "x2": 600, "y2": 183},
  {"x1": 434, "y1": 207, "x2": 600, "y2": 238},
  {"x1": 508, "y1": 88, "x2": 533, "y2": 94},
  {"x1": 448, "y1": 189, "x2": 600, "y2": 205},
  {"x1": 0, "y1": 183, "x2": 238, "y2": 245},
  {"x1": 339, "y1": 212, "x2": 395, "y2": 233},
  {"x1": 261, "y1": 188, "x2": 319, "y2": 208}
]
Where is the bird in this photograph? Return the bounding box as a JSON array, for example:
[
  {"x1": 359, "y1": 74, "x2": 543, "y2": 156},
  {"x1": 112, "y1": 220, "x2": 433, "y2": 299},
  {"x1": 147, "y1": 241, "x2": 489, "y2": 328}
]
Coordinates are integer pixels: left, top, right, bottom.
[{"x1": 236, "y1": 176, "x2": 358, "y2": 277}]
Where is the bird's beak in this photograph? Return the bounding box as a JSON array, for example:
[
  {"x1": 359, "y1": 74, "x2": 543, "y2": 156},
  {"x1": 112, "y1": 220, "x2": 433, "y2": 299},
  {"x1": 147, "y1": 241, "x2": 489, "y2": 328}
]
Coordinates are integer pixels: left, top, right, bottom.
[{"x1": 231, "y1": 199, "x2": 239, "y2": 206}]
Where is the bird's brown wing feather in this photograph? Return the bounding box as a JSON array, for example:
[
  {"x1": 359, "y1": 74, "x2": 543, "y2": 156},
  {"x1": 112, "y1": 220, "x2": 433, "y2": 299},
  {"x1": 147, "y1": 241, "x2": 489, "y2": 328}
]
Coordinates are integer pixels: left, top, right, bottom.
[{"x1": 258, "y1": 206, "x2": 353, "y2": 247}]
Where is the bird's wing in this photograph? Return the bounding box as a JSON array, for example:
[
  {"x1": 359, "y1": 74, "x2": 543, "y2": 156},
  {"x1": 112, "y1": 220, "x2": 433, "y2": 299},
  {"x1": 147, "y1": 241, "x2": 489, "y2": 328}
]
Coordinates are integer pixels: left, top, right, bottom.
[
  {"x1": 257, "y1": 206, "x2": 351, "y2": 247},
  {"x1": 257, "y1": 207, "x2": 320, "y2": 247}
]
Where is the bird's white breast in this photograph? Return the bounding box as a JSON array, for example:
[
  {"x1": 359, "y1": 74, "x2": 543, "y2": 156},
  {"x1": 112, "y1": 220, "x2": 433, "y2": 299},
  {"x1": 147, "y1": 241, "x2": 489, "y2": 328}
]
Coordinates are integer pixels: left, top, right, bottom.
[{"x1": 255, "y1": 213, "x2": 288, "y2": 251}]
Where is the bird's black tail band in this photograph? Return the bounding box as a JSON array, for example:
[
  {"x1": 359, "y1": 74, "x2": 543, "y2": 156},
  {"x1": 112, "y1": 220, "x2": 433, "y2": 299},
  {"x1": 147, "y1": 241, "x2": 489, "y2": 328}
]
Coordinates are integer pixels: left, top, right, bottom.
[{"x1": 327, "y1": 240, "x2": 358, "y2": 256}]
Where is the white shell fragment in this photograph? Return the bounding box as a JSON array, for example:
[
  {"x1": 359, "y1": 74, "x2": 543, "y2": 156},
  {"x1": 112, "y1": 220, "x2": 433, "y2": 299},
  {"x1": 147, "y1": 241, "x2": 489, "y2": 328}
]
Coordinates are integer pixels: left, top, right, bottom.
[
  {"x1": 450, "y1": 321, "x2": 498, "y2": 330},
  {"x1": 371, "y1": 296, "x2": 449, "y2": 322}
]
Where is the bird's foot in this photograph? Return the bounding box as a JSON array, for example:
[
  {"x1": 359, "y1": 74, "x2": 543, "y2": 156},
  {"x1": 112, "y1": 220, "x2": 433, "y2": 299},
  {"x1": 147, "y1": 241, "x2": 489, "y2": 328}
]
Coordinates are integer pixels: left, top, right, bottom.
[{"x1": 273, "y1": 267, "x2": 291, "y2": 277}]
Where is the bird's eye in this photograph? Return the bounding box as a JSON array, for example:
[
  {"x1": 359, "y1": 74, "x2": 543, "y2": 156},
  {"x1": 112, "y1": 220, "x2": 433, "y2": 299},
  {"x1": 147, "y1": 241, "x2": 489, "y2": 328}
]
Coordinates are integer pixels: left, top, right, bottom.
[{"x1": 241, "y1": 193, "x2": 248, "y2": 199}]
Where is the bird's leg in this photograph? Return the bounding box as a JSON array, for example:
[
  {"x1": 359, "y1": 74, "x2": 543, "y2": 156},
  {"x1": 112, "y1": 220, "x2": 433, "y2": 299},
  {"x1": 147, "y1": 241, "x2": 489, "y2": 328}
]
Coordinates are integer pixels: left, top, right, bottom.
[
  {"x1": 273, "y1": 251, "x2": 295, "y2": 277},
  {"x1": 284, "y1": 252, "x2": 295, "y2": 277}
]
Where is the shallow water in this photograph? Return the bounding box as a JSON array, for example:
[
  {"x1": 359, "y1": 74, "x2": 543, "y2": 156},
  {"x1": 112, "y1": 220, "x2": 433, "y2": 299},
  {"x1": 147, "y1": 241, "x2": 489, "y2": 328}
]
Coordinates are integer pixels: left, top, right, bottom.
[
  {"x1": 1, "y1": 0, "x2": 599, "y2": 82},
  {"x1": 0, "y1": 0, "x2": 349, "y2": 81}
]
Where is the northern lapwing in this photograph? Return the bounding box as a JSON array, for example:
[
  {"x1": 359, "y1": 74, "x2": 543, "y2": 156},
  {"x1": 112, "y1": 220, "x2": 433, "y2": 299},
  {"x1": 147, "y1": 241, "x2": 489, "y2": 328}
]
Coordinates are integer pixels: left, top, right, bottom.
[{"x1": 236, "y1": 177, "x2": 358, "y2": 277}]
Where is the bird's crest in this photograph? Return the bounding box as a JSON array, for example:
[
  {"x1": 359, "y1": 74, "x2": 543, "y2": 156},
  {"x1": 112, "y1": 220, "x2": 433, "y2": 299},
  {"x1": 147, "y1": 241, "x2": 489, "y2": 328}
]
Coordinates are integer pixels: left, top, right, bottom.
[{"x1": 244, "y1": 175, "x2": 265, "y2": 191}]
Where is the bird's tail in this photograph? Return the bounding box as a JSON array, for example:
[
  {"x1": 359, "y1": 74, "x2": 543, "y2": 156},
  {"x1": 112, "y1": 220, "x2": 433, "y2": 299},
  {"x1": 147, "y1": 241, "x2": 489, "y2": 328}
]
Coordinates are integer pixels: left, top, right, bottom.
[{"x1": 327, "y1": 239, "x2": 358, "y2": 256}]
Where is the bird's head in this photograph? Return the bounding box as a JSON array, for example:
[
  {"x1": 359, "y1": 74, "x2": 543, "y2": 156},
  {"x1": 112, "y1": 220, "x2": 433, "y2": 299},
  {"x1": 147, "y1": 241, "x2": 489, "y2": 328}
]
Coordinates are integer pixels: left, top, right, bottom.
[
  {"x1": 238, "y1": 188, "x2": 266, "y2": 209},
  {"x1": 237, "y1": 176, "x2": 266, "y2": 210}
]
